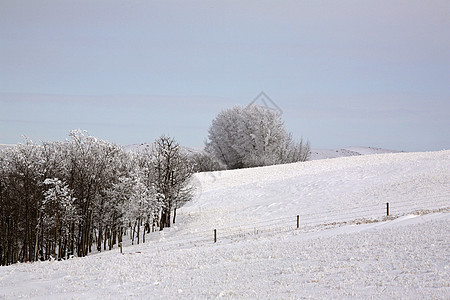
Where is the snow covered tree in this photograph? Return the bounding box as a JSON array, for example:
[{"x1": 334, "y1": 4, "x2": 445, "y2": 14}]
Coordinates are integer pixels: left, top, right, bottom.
[
  {"x1": 205, "y1": 105, "x2": 310, "y2": 169},
  {"x1": 41, "y1": 178, "x2": 78, "y2": 259},
  {"x1": 151, "y1": 136, "x2": 194, "y2": 230},
  {"x1": 0, "y1": 130, "x2": 197, "y2": 265},
  {"x1": 0, "y1": 139, "x2": 64, "y2": 264},
  {"x1": 65, "y1": 130, "x2": 118, "y2": 256},
  {"x1": 108, "y1": 167, "x2": 159, "y2": 245}
]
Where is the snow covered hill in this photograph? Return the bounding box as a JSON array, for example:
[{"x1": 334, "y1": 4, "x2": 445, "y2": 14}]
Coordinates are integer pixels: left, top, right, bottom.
[{"x1": 0, "y1": 150, "x2": 449, "y2": 299}]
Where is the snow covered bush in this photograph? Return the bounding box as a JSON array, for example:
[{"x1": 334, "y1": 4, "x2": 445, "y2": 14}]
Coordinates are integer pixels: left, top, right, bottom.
[
  {"x1": 189, "y1": 152, "x2": 226, "y2": 173},
  {"x1": 205, "y1": 105, "x2": 310, "y2": 169}
]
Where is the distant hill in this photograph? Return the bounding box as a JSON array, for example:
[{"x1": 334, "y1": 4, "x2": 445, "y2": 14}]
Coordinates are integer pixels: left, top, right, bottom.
[
  {"x1": 124, "y1": 143, "x2": 403, "y2": 161},
  {"x1": 309, "y1": 147, "x2": 403, "y2": 160},
  {"x1": 123, "y1": 143, "x2": 203, "y2": 156}
]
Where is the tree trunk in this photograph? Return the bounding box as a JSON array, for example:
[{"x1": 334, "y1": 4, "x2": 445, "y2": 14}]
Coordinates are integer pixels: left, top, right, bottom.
[
  {"x1": 165, "y1": 209, "x2": 171, "y2": 228},
  {"x1": 34, "y1": 211, "x2": 41, "y2": 262},
  {"x1": 103, "y1": 227, "x2": 107, "y2": 251},
  {"x1": 97, "y1": 226, "x2": 102, "y2": 252},
  {"x1": 137, "y1": 219, "x2": 140, "y2": 245},
  {"x1": 173, "y1": 208, "x2": 177, "y2": 224},
  {"x1": 70, "y1": 222, "x2": 75, "y2": 257},
  {"x1": 54, "y1": 213, "x2": 59, "y2": 258},
  {"x1": 108, "y1": 228, "x2": 112, "y2": 250},
  {"x1": 159, "y1": 211, "x2": 166, "y2": 231},
  {"x1": 143, "y1": 227, "x2": 146, "y2": 243},
  {"x1": 131, "y1": 223, "x2": 136, "y2": 245},
  {"x1": 58, "y1": 229, "x2": 62, "y2": 260},
  {"x1": 118, "y1": 227, "x2": 123, "y2": 248}
]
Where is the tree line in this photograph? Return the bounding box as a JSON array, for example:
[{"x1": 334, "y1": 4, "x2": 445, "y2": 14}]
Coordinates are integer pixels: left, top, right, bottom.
[
  {"x1": 1, "y1": 103, "x2": 310, "y2": 266},
  {"x1": 0, "y1": 130, "x2": 193, "y2": 265}
]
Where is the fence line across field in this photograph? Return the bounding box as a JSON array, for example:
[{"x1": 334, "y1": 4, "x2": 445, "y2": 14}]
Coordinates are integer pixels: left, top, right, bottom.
[
  {"x1": 167, "y1": 201, "x2": 448, "y2": 246},
  {"x1": 122, "y1": 200, "x2": 449, "y2": 252},
  {"x1": 210, "y1": 201, "x2": 449, "y2": 244}
]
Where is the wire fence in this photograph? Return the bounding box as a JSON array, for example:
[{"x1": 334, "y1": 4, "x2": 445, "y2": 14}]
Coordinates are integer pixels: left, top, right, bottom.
[{"x1": 122, "y1": 198, "x2": 449, "y2": 254}]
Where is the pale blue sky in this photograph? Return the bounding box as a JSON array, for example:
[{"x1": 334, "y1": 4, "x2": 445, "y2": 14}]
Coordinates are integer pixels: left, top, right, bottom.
[{"x1": 1, "y1": 1, "x2": 449, "y2": 151}]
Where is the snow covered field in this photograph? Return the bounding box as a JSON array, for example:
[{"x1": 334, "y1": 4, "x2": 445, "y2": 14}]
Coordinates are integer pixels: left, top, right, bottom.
[{"x1": 0, "y1": 150, "x2": 449, "y2": 299}]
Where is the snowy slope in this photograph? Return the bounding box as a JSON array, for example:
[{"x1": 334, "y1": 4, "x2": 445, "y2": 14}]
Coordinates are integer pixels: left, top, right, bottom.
[
  {"x1": 181, "y1": 150, "x2": 448, "y2": 234},
  {"x1": 1, "y1": 213, "x2": 448, "y2": 299},
  {"x1": 0, "y1": 151, "x2": 449, "y2": 299}
]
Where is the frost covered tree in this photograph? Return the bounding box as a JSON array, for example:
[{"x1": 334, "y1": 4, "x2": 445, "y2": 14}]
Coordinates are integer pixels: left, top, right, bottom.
[
  {"x1": 0, "y1": 131, "x2": 132, "y2": 263},
  {"x1": 151, "y1": 136, "x2": 194, "y2": 230},
  {"x1": 0, "y1": 130, "x2": 196, "y2": 265},
  {"x1": 65, "y1": 129, "x2": 129, "y2": 256},
  {"x1": 205, "y1": 105, "x2": 310, "y2": 169},
  {"x1": 0, "y1": 140, "x2": 46, "y2": 264},
  {"x1": 41, "y1": 178, "x2": 78, "y2": 259}
]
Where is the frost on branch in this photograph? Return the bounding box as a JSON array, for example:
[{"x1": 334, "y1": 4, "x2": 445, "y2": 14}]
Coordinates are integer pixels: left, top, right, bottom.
[
  {"x1": 205, "y1": 105, "x2": 310, "y2": 169},
  {"x1": 0, "y1": 130, "x2": 195, "y2": 265}
]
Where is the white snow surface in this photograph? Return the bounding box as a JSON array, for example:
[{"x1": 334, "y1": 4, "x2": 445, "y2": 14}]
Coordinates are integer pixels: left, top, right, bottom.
[{"x1": 1, "y1": 150, "x2": 449, "y2": 299}]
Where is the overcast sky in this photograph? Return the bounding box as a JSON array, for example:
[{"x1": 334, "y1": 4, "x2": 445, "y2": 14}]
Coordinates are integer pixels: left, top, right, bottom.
[{"x1": 1, "y1": 1, "x2": 449, "y2": 151}]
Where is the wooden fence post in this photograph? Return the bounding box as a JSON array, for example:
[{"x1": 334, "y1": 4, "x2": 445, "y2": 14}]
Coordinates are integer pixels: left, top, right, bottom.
[
  {"x1": 386, "y1": 202, "x2": 390, "y2": 216},
  {"x1": 297, "y1": 215, "x2": 300, "y2": 229},
  {"x1": 214, "y1": 229, "x2": 217, "y2": 243}
]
